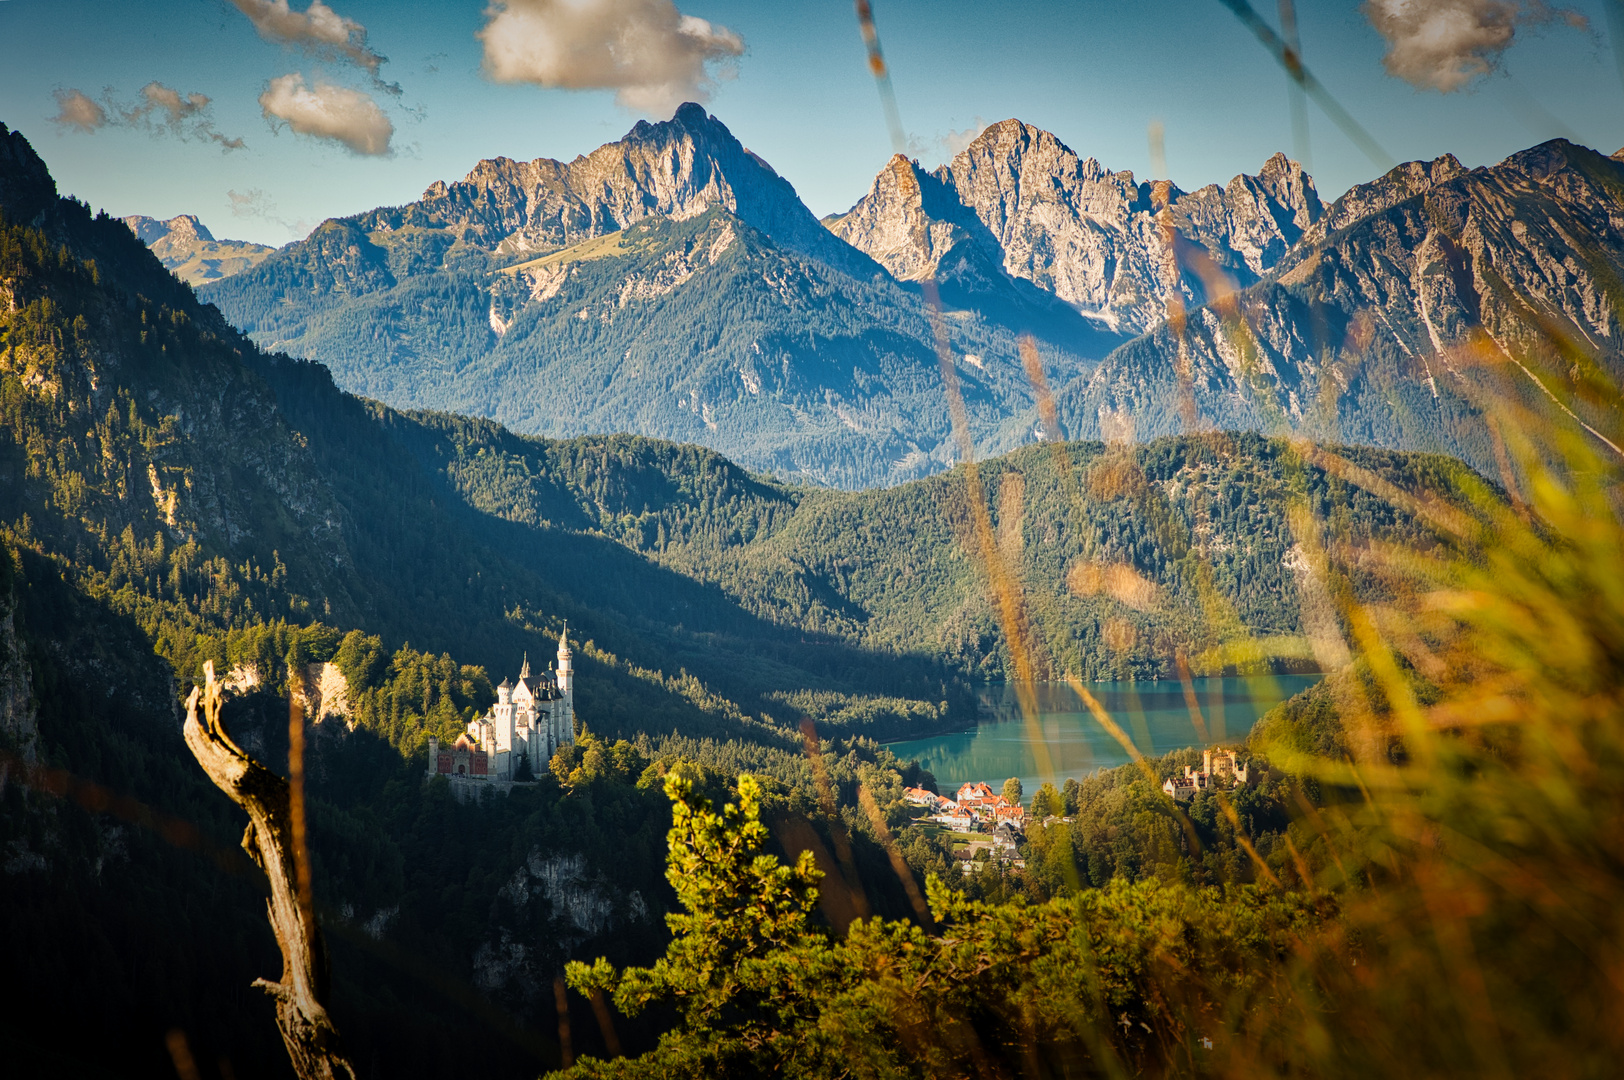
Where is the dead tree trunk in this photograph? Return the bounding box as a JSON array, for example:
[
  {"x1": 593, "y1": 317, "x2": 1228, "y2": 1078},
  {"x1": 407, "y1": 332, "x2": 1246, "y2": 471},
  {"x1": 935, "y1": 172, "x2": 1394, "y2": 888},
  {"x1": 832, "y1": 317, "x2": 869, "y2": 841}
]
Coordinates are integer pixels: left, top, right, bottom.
[{"x1": 184, "y1": 664, "x2": 358, "y2": 1080}]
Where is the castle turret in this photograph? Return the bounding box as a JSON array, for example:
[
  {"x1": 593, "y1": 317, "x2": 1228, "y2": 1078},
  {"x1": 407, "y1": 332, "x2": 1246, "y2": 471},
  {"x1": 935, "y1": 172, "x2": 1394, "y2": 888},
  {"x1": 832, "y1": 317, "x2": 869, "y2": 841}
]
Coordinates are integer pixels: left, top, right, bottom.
[
  {"x1": 556, "y1": 624, "x2": 574, "y2": 745},
  {"x1": 427, "y1": 736, "x2": 440, "y2": 777}
]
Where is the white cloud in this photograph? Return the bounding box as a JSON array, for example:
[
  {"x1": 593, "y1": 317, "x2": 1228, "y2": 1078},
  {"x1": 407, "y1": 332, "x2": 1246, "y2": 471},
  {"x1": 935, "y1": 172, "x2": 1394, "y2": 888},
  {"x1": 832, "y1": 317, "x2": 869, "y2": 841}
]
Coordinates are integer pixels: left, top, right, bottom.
[
  {"x1": 230, "y1": 188, "x2": 269, "y2": 215},
  {"x1": 228, "y1": 0, "x2": 390, "y2": 81},
  {"x1": 50, "y1": 89, "x2": 108, "y2": 132},
  {"x1": 1364, "y1": 0, "x2": 1587, "y2": 92},
  {"x1": 228, "y1": 187, "x2": 312, "y2": 241},
  {"x1": 903, "y1": 119, "x2": 987, "y2": 167},
  {"x1": 131, "y1": 82, "x2": 209, "y2": 124},
  {"x1": 941, "y1": 121, "x2": 988, "y2": 157},
  {"x1": 127, "y1": 82, "x2": 247, "y2": 149},
  {"x1": 477, "y1": 0, "x2": 745, "y2": 116},
  {"x1": 259, "y1": 73, "x2": 393, "y2": 155},
  {"x1": 51, "y1": 83, "x2": 244, "y2": 150}
]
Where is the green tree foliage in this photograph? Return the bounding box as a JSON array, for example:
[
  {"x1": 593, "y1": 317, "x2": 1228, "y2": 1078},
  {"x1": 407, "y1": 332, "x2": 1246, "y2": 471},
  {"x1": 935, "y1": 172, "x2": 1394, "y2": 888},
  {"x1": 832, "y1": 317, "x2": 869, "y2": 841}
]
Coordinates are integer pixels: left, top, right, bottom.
[
  {"x1": 560, "y1": 767, "x2": 1320, "y2": 1078},
  {"x1": 1031, "y1": 780, "x2": 1064, "y2": 819},
  {"x1": 1002, "y1": 776, "x2": 1023, "y2": 805},
  {"x1": 567, "y1": 773, "x2": 824, "y2": 1076},
  {"x1": 1019, "y1": 747, "x2": 1291, "y2": 894}
]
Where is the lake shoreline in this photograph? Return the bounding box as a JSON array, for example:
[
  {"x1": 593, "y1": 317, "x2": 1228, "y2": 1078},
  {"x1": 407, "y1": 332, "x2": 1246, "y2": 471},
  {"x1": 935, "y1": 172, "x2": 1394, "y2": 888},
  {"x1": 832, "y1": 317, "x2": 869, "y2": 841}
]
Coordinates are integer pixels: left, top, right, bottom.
[{"x1": 883, "y1": 675, "x2": 1324, "y2": 793}]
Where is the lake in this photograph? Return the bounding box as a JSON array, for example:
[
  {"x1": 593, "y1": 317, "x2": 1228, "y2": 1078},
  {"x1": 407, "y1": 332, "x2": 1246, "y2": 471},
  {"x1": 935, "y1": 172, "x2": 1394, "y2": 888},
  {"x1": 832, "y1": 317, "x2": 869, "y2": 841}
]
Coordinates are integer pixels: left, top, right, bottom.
[{"x1": 886, "y1": 675, "x2": 1323, "y2": 795}]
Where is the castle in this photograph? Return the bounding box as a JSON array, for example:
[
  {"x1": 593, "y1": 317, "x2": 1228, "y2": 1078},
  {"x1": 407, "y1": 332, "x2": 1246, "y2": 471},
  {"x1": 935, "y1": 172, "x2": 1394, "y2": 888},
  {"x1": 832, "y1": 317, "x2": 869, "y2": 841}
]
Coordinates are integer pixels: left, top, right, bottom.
[
  {"x1": 426, "y1": 629, "x2": 576, "y2": 782},
  {"x1": 1162, "y1": 748, "x2": 1250, "y2": 802}
]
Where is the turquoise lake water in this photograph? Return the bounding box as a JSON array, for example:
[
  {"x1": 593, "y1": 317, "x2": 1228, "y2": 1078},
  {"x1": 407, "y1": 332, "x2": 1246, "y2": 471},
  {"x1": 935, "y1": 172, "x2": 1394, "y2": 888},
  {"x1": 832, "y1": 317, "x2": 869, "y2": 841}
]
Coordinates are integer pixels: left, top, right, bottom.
[{"x1": 886, "y1": 675, "x2": 1323, "y2": 795}]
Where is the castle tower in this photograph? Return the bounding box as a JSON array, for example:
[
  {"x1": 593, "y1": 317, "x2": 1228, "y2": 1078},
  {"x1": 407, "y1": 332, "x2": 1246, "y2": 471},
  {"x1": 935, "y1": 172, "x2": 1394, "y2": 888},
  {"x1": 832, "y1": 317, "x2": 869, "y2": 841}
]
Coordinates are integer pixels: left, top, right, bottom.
[
  {"x1": 557, "y1": 624, "x2": 574, "y2": 745},
  {"x1": 489, "y1": 677, "x2": 516, "y2": 779}
]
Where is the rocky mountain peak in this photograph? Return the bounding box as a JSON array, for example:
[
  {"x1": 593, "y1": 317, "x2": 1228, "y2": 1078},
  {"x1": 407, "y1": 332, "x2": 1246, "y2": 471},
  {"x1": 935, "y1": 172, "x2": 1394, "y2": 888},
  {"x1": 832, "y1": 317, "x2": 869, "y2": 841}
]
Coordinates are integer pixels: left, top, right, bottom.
[
  {"x1": 122, "y1": 214, "x2": 216, "y2": 245},
  {"x1": 830, "y1": 118, "x2": 1325, "y2": 334},
  {"x1": 120, "y1": 212, "x2": 272, "y2": 285},
  {"x1": 1247, "y1": 152, "x2": 1321, "y2": 230},
  {"x1": 397, "y1": 104, "x2": 875, "y2": 277},
  {"x1": 166, "y1": 214, "x2": 212, "y2": 242},
  {"x1": 824, "y1": 153, "x2": 981, "y2": 283},
  {"x1": 1313, "y1": 152, "x2": 1467, "y2": 237}
]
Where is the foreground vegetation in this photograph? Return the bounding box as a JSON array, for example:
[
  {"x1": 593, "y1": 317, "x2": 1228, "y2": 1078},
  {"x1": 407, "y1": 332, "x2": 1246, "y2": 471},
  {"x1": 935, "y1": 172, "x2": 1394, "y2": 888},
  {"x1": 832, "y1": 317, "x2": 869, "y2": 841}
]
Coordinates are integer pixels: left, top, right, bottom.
[{"x1": 546, "y1": 403, "x2": 1624, "y2": 1076}]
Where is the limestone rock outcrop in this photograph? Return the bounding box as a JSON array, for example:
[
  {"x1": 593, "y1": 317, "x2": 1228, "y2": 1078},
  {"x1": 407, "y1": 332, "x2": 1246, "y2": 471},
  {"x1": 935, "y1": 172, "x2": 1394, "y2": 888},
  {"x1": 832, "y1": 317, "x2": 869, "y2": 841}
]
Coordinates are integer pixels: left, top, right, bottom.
[
  {"x1": 828, "y1": 119, "x2": 1323, "y2": 334},
  {"x1": 384, "y1": 102, "x2": 877, "y2": 279}
]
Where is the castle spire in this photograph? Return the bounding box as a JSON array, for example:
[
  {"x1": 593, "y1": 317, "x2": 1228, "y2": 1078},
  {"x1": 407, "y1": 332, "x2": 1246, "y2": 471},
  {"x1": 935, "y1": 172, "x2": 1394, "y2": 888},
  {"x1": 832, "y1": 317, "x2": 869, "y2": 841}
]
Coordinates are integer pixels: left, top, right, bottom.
[{"x1": 519, "y1": 651, "x2": 530, "y2": 680}]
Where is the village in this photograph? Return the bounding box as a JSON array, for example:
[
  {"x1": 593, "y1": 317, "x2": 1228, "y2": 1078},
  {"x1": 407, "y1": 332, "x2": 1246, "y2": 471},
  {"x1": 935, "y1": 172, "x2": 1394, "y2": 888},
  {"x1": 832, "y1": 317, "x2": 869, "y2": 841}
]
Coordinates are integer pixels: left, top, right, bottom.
[
  {"x1": 904, "y1": 781, "x2": 1032, "y2": 872},
  {"x1": 904, "y1": 749, "x2": 1252, "y2": 874}
]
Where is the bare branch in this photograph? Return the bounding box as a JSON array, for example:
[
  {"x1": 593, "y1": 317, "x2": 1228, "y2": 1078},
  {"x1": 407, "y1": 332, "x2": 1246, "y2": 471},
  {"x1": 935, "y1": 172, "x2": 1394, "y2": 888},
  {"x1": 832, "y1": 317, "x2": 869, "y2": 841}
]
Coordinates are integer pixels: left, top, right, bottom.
[{"x1": 183, "y1": 663, "x2": 358, "y2": 1080}]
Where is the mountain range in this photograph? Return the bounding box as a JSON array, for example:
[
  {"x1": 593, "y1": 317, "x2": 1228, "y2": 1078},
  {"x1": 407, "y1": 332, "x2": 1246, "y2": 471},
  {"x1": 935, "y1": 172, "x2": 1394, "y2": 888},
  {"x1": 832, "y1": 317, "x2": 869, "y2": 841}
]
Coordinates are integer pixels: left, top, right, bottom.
[
  {"x1": 825, "y1": 119, "x2": 1321, "y2": 337},
  {"x1": 179, "y1": 107, "x2": 1623, "y2": 487},
  {"x1": 1052, "y1": 139, "x2": 1624, "y2": 478},
  {"x1": 122, "y1": 212, "x2": 274, "y2": 285}
]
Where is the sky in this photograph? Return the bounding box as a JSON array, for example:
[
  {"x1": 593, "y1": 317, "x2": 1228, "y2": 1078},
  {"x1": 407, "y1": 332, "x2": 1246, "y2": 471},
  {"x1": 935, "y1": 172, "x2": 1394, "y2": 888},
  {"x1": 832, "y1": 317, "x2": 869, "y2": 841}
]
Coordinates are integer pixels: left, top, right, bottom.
[{"x1": 0, "y1": 0, "x2": 1617, "y2": 247}]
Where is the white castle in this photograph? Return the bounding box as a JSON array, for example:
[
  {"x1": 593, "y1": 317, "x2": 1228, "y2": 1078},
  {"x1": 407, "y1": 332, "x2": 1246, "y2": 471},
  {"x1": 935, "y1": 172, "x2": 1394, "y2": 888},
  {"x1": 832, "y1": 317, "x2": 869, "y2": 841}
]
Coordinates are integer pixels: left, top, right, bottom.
[{"x1": 426, "y1": 628, "x2": 576, "y2": 782}]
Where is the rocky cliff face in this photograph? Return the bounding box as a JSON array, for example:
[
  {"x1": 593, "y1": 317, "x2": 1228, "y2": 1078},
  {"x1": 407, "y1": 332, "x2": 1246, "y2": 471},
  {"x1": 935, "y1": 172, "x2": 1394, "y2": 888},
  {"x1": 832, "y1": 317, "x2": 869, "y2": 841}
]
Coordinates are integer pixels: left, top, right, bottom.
[
  {"x1": 828, "y1": 119, "x2": 1322, "y2": 335},
  {"x1": 1051, "y1": 139, "x2": 1624, "y2": 478},
  {"x1": 0, "y1": 577, "x2": 37, "y2": 765},
  {"x1": 373, "y1": 102, "x2": 877, "y2": 278},
  {"x1": 122, "y1": 213, "x2": 275, "y2": 285}
]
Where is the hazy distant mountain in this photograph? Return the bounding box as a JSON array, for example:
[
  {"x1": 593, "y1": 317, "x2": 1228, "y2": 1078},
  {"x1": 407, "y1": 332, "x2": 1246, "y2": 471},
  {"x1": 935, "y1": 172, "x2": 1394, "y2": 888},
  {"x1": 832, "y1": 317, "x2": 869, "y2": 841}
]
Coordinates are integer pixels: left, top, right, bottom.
[
  {"x1": 202, "y1": 104, "x2": 1117, "y2": 488},
  {"x1": 827, "y1": 120, "x2": 1321, "y2": 336},
  {"x1": 121, "y1": 212, "x2": 274, "y2": 285},
  {"x1": 1049, "y1": 139, "x2": 1624, "y2": 478}
]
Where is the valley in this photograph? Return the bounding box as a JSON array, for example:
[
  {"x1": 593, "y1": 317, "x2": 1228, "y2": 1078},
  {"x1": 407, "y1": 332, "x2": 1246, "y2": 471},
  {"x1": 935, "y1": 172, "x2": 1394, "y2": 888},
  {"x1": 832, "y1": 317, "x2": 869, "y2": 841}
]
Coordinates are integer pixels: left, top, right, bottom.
[{"x1": 2, "y1": 80, "x2": 1621, "y2": 1080}]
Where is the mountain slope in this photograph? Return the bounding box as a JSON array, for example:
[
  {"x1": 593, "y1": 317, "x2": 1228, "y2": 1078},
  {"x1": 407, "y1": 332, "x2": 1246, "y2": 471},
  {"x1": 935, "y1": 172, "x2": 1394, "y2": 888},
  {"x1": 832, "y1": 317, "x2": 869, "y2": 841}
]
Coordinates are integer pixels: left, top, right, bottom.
[
  {"x1": 1049, "y1": 139, "x2": 1624, "y2": 478},
  {"x1": 122, "y1": 213, "x2": 275, "y2": 284},
  {"x1": 302, "y1": 206, "x2": 1087, "y2": 488},
  {"x1": 199, "y1": 107, "x2": 1117, "y2": 488}
]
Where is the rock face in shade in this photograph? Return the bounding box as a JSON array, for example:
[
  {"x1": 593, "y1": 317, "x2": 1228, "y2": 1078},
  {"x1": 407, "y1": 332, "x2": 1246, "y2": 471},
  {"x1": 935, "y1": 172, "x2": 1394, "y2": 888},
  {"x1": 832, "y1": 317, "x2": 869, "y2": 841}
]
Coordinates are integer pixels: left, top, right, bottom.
[
  {"x1": 122, "y1": 213, "x2": 275, "y2": 284},
  {"x1": 828, "y1": 119, "x2": 1322, "y2": 335}
]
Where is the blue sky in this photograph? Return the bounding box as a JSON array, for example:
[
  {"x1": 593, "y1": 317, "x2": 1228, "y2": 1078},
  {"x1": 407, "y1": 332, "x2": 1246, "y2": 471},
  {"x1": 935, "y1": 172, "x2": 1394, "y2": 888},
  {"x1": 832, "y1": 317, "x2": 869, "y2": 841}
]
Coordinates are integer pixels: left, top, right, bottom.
[{"x1": 0, "y1": 0, "x2": 1615, "y2": 247}]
